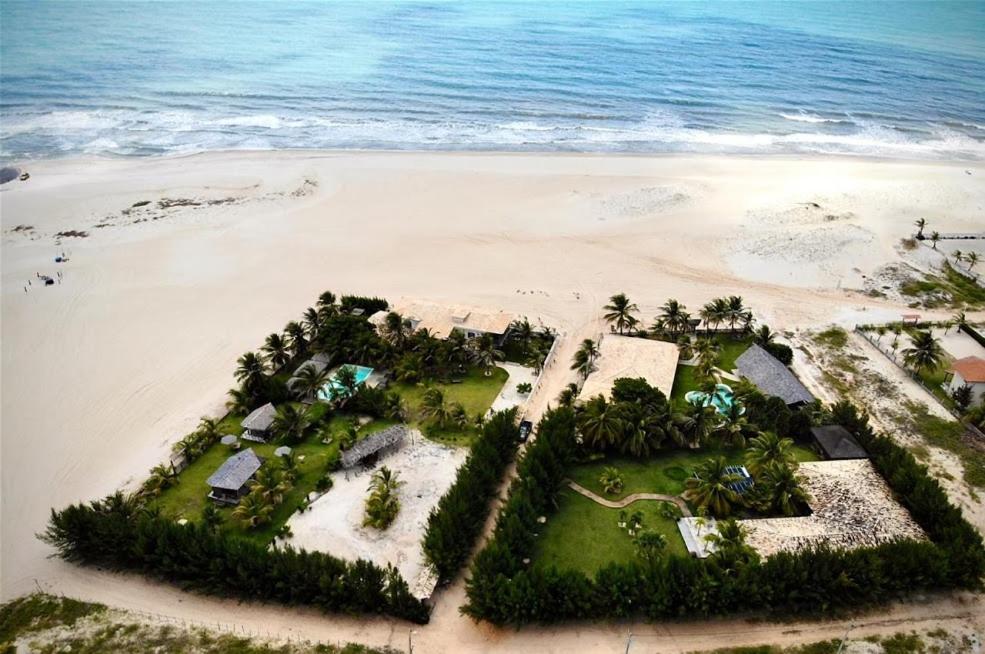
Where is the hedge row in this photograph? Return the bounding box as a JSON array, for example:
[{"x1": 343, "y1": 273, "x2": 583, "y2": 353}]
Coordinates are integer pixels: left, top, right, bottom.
[
  {"x1": 462, "y1": 403, "x2": 984, "y2": 626},
  {"x1": 422, "y1": 408, "x2": 520, "y2": 583},
  {"x1": 42, "y1": 494, "x2": 429, "y2": 623}
]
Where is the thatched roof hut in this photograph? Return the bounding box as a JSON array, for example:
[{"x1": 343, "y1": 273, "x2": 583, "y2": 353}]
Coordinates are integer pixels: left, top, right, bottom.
[
  {"x1": 811, "y1": 425, "x2": 867, "y2": 460},
  {"x1": 341, "y1": 425, "x2": 406, "y2": 468},
  {"x1": 735, "y1": 344, "x2": 814, "y2": 406}
]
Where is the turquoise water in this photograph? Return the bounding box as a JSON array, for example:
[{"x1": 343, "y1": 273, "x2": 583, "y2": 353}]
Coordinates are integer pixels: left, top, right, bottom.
[
  {"x1": 2, "y1": 1, "x2": 983, "y2": 160},
  {"x1": 318, "y1": 365, "x2": 373, "y2": 401},
  {"x1": 685, "y1": 384, "x2": 741, "y2": 416}
]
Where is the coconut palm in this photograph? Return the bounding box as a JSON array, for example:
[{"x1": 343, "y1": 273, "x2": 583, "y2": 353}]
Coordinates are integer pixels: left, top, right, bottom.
[
  {"x1": 930, "y1": 231, "x2": 941, "y2": 249},
  {"x1": 676, "y1": 403, "x2": 715, "y2": 449},
  {"x1": 382, "y1": 393, "x2": 408, "y2": 422},
  {"x1": 693, "y1": 338, "x2": 720, "y2": 371},
  {"x1": 700, "y1": 298, "x2": 729, "y2": 332},
  {"x1": 284, "y1": 321, "x2": 308, "y2": 357},
  {"x1": 902, "y1": 330, "x2": 945, "y2": 374},
  {"x1": 271, "y1": 404, "x2": 311, "y2": 444},
  {"x1": 753, "y1": 325, "x2": 776, "y2": 346},
  {"x1": 232, "y1": 492, "x2": 273, "y2": 529},
  {"x1": 142, "y1": 464, "x2": 178, "y2": 496},
  {"x1": 745, "y1": 432, "x2": 797, "y2": 477},
  {"x1": 684, "y1": 457, "x2": 741, "y2": 518},
  {"x1": 571, "y1": 347, "x2": 595, "y2": 380},
  {"x1": 914, "y1": 217, "x2": 927, "y2": 239},
  {"x1": 201, "y1": 502, "x2": 223, "y2": 531},
  {"x1": 364, "y1": 466, "x2": 402, "y2": 529},
  {"x1": 262, "y1": 333, "x2": 291, "y2": 369},
  {"x1": 302, "y1": 307, "x2": 321, "y2": 340},
  {"x1": 577, "y1": 396, "x2": 624, "y2": 450},
  {"x1": 226, "y1": 387, "x2": 252, "y2": 414},
  {"x1": 335, "y1": 365, "x2": 360, "y2": 399},
  {"x1": 557, "y1": 383, "x2": 580, "y2": 407},
  {"x1": 759, "y1": 463, "x2": 810, "y2": 516},
  {"x1": 952, "y1": 250, "x2": 964, "y2": 265},
  {"x1": 509, "y1": 318, "x2": 536, "y2": 355},
  {"x1": 317, "y1": 291, "x2": 336, "y2": 310},
  {"x1": 470, "y1": 335, "x2": 505, "y2": 375},
  {"x1": 234, "y1": 352, "x2": 266, "y2": 389},
  {"x1": 599, "y1": 466, "x2": 624, "y2": 495},
  {"x1": 421, "y1": 387, "x2": 450, "y2": 427},
  {"x1": 657, "y1": 299, "x2": 690, "y2": 335},
  {"x1": 291, "y1": 364, "x2": 331, "y2": 402},
  {"x1": 715, "y1": 403, "x2": 756, "y2": 448},
  {"x1": 250, "y1": 465, "x2": 292, "y2": 505},
  {"x1": 726, "y1": 296, "x2": 748, "y2": 333},
  {"x1": 620, "y1": 409, "x2": 667, "y2": 457},
  {"x1": 634, "y1": 530, "x2": 667, "y2": 563},
  {"x1": 967, "y1": 252, "x2": 979, "y2": 271},
  {"x1": 953, "y1": 384, "x2": 974, "y2": 413},
  {"x1": 381, "y1": 312, "x2": 413, "y2": 348},
  {"x1": 603, "y1": 293, "x2": 640, "y2": 335},
  {"x1": 706, "y1": 518, "x2": 756, "y2": 568},
  {"x1": 449, "y1": 402, "x2": 470, "y2": 429}
]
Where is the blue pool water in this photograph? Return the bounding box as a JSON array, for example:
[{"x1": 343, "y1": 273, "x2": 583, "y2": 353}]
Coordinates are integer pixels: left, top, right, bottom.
[
  {"x1": 685, "y1": 384, "x2": 741, "y2": 416},
  {"x1": 2, "y1": 1, "x2": 983, "y2": 160},
  {"x1": 318, "y1": 365, "x2": 374, "y2": 402}
]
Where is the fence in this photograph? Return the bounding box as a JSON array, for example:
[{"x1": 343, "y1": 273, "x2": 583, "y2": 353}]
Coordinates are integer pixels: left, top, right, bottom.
[{"x1": 518, "y1": 330, "x2": 564, "y2": 421}]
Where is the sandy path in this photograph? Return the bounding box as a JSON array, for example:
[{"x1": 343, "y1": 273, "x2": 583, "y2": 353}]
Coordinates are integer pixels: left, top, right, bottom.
[
  {"x1": 3, "y1": 151, "x2": 985, "y2": 649},
  {"x1": 566, "y1": 480, "x2": 692, "y2": 514}
]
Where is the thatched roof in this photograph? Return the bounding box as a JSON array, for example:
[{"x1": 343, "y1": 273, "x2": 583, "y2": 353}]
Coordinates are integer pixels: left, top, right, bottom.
[
  {"x1": 811, "y1": 425, "x2": 867, "y2": 460},
  {"x1": 207, "y1": 448, "x2": 262, "y2": 491},
  {"x1": 735, "y1": 344, "x2": 814, "y2": 405},
  {"x1": 241, "y1": 402, "x2": 276, "y2": 431},
  {"x1": 341, "y1": 425, "x2": 406, "y2": 468}
]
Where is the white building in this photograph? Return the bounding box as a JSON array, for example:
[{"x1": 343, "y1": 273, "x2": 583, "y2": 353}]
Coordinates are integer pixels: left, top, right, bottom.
[{"x1": 947, "y1": 356, "x2": 985, "y2": 405}]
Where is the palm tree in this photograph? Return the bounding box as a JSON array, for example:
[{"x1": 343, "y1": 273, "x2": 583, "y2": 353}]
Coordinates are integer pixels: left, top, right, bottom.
[
  {"x1": 726, "y1": 296, "x2": 747, "y2": 333},
  {"x1": 195, "y1": 416, "x2": 222, "y2": 448},
  {"x1": 250, "y1": 465, "x2": 292, "y2": 505},
  {"x1": 201, "y1": 502, "x2": 223, "y2": 531},
  {"x1": 676, "y1": 403, "x2": 715, "y2": 449},
  {"x1": 317, "y1": 291, "x2": 337, "y2": 310},
  {"x1": 599, "y1": 467, "x2": 624, "y2": 495},
  {"x1": 657, "y1": 299, "x2": 690, "y2": 335},
  {"x1": 634, "y1": 530, "x2": 667, "y2": 563},
  {"x1": 509, "y1": 318, "x2": 536, "y2": 355},
  {"x1": 557, "y1": 383, "x2": 580, "y2": 407},
  {"x1": 715, "y1": 402, "x2": 756, "y2": 449},
  {"x1": 952, "y1": 384, "x2": 973, "y2": 413},
  {"x1": 262, "y1": 333, "x2": 291, "y2": 369},
  {"x1": 302, "y1": 307, "x2": 321, "y2": 340},
  {"x1": 603, "y1": 293, "x2": 640, "y2": 335},
  {"x1": 232, "y1": 492, "x2": 273, "y2": 529},
  {"x1": 142, "y1": 464, "x2": 178, "y2": 496},
  {"x1": 705, "y1": 518, "x2": 756, "y2": 568},
  {"x1": 952, "y1": 250, "x2": 964, "y2": 266},
  {"x1": 753, "y1": 325, "x2": 775, "y2": 346},
  {"x1": 684, "y1": 457, "x2": 741, "y2": 518},
  {"x1": 693, "y1": 338, "x2": 720, "y2": 371},
  {"x1": 745, "y1": 432, "x2": 797, "y2": 477},
  {"x1": 234, "y1": 352, "x2": 266, "y2": 390},
  {"x1": 620, "y1": 409, "x2": 665, "y2": 457},
  {"x1": 271, "y1": 404, "x2": 311, "y2": 444},
  {"x1": 930, "y1": 231, "x2": 941, "y2": 249},
  {"x1": 579, "y1": 338, "x2": 600, "y2": 362},
  {"x1": 284, "y1": 321, "x2": 308, "y2": 357},
  {"x1": 449, "y1": 402, "x2": 470, "y2": 429},
  {"x1": 381, "y1": 312, "x2": 413, "y2": 348},
  {"x1": 967, "y1": 252, "x2": 979, "y2": 271},
  {"x1": 470, "y1": 335, "x2": 505, "y2": 375},
  {"x1": 421, "y1": 387, "x2": 450, "y2": 427},
  {"x1": 759, "y1": 463, "x2": 810, "y2": 516},
  {"x1": 577, "y1": 396, "x2": 624, "y2": 450},
  {"x1": 571, "y1": 341, "x2": 598, "y2": 380},
  {"x1": 335, "y1": 365, "x2": 360, "y2": 399},
  {"x1": 914, "y1": 217, "x2": 927, "y2": 239},
  {"x1": 226, "y1": 387, "x2": 252, "y2": 414},
  {"x1": 700, "y1": 298, "x2": 729, "y2": 332},
  {"x1": 364, "y1": 466, "x2": 402, "y2": 529},
  {"x1": 290, "y1": 364, "x2": 331, "y2": 402},
  {"x1": 901, "y1": 330, "x2": 945, "y2": 374}
]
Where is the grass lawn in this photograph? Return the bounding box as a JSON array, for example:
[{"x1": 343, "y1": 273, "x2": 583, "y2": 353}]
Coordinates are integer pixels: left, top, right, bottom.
[
  {"x1": 391, "y1": 365, "x2": 508, "y2": 446},
  {"x1": 714, "y1": 335, "x2": 753, "y2": 371},
  {"x1": 533, "y1": 488, "x2": 687, "y2": 575},
  {"x1": 568, "y1": 444, "x2": 819, "y2": 501},
  {"x1": 670, "y1": 364, "x2": 700, "y2": 404},
  {"x1": 153, "y1": 408, "x2": 395, "y2": 544}
]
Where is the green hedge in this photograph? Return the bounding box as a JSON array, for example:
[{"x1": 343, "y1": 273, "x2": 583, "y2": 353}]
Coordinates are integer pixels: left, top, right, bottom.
[
  {"x1": 42, "y1": 494, "x2": 429, "y2": 624},
  {"x1": 422, "y1": 408, "x2": 520, "y2": 583},
  {"x1": 462, "y1": 403, "x2": 984, "y2": 625}
]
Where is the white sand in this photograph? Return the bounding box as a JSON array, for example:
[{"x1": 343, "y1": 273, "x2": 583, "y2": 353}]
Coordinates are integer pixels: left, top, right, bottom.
[
  {"x1": 3, "y1": 151, "x2": 985, "y2": 649},
  {"x1": 286, "y1": 433, "x2": 466, "y2": 599},
  {"x1": 578, "y1": 334, "x2": 680, "y2": 400}
]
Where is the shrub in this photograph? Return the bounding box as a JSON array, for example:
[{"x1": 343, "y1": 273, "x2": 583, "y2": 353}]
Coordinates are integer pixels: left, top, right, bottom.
[
  {"x1": 516, "y1": 382, "x2": 533, "y2": 395},
  {"x1": 339, "y1": 295, "x2": 389, "y2": 315},
  {"x1": 764, "y1": 342, "x2": 793, "y2": 365}
]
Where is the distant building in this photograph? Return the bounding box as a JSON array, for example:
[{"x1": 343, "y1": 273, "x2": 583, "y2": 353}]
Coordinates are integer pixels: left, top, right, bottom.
[
  {"x1": 206, "y1": 448, "x2": 262, "y2": 505},
  {"x1": 241, "y1": 403, "x2": 277, "y2": 442},
  {"x1": 735, "y1": 344, "x2": 814, "y2": 406},
  {"x1": 811, "y1": 425, "x2": 867, "y2": 460},
  {"x1": 947, "y1": 356, "x2": 985, "y2": 405},
  {"x1": 369, "y1": 303, "x2": 515, "y2": 344}
]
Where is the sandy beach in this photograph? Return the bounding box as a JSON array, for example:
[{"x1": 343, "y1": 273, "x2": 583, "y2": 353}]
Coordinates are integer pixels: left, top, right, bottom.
[{"x1": 3, "y1": 151, "x2": 985, "y2": 649}]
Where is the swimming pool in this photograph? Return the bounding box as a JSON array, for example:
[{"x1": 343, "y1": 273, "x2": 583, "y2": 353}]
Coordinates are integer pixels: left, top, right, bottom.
[
  {"x1": 318, "y1": 364, "x2": 374, "y2": 401},
  {"x1": 684, "y1": 383, "x2": 742, "y2": 416}
]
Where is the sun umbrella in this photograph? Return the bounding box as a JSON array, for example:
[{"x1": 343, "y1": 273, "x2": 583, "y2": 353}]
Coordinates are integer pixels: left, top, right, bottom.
[
  {"x1": 220, "y1": 435, "x2": 238, "y2": 446},
  {"x1": 275, "y1": 446, "x2": 292, "y2": 457}
]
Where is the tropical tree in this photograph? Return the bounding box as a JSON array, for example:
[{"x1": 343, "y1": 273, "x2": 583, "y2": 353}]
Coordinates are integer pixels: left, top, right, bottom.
[
  {"x1": 556, "y1": 383, "x2": 580, "y2": 407},
  {"x1": 290, "y1": 364, "x2": 331, "y2": 402},
  {"x1": 753, "y1": 325, "x2": 776, "y2": 346},
  {"x1": 700, "y1": 297, "x2": 729, "y2": 332},
  {"x1": 284, "y1": 321, "x2": 308, "y2": 357},
  {"x1": 364, "y1": 466, "x2": 403, "y2": 529},
  {"x1": 577, "y1": 396, "x2": 623, "y2": 449},
  {"x1": 914, "y1": 217, "x2": 927, "y2": 239},
  {"x1": 381, "y1": 312, "x2": 413, "y2": 348},
  {"x1": 449, "y1": 402, "x2": 470, "y2": 429},
  {"x1": 684, "y1": 457, "x2": 741, "y2": 518},
  {"x1": 335, "y1": 365, "x2": 360, "y2": 399},
  {"x1": 226, "y1": 387, "x2": 252, "y2": 414},
  {"x1": 234, "y1": 352, "x2": 266, "y2": 391},
  {"x1": 571, "y1": 346, "x2": 596, "y2": 380},
  {"x1": 262, "y1": 333, "x2": 291, "y2": 369},
  {"x1": 930, "y1": 231, "x2": 941, "y2": 249},
  {"x1": 509, "y1": 317, "x2": 536, "y2": 356},
  {"x1": 953, "y1": 384, "x2": 974, "y2": 413},
  {"x1": 142, "y1": 464, "x2": 178, "y2": 497},
  {"x1": 676, "y1": 402, "x2": 715, "y2": 449},
  {"x1": 634, "y1": 530, "x2": 667, "y2": 564},
  {"x1": 603, "y1": 293, "x2": 640, "y2": 335},
  {"x1": 302, "y1": 307, "x2": 321, "y2": 340},
  {"x1": 952, "y1": 250, "x2": 964, "y2": 266},
  {"x1": 901, "y1": 330, "x2": 945, "y2": 374},
  {"x1": 726, "y1": 296, "x2": 749, "y2": 333},
  {"x1": 201, "y1": 502, "x2": 223, "y2": 531},
  {"x1": 619, "y1": 408, "x2": 666, "y2": 457},
  {"x1": 715, "y1": 402, "x2": 756, "y2": 448},
  {"x1": 232, "y1": 492, "x2": 273, "y2": 529},
  {"x1": 599, "y1": 466, "x2": 624, "y2": 495},
  {"x1": 706, "y1": 518, "x2": 757, "y2": 569},
  {"x1": 421, "y1": 387, "x2": 450, "y2": 427},
  {"x1": 745, "y1": 432, "x2": 797, "y2": 477},
  {"x1": 657, "y1": 299, "x2": 690, "y2": 335},
  {"x1": 250, "y1": 465, "x2": 292, "y2": 505},
  {"x1": 470, "y1": 335, "x2": 505, "y2": 375},
  {"x1": 271, "y1": 404, "x2": 311, "y2": 444},
  {"x1": 693, "y1": 338, "x2": 720, "y2": 372},
  {"x1": 967, "y1": 252, "x2": 979, "y2": 271},
  {"x1": 758, "y1": 463, "x2": 810, "y2": 516},
  {"x1": 317, "y1": 291, "x2": 337, "y2": 310}
]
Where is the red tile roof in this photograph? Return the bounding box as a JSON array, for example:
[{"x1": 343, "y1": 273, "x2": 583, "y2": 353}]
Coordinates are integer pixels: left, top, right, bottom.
[{"x1": 952, "y1": 356, "x2": 985, "y2": 383}]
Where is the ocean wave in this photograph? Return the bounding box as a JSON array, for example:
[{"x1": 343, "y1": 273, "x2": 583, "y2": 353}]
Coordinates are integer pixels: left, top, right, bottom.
[{"x1": 779, "y1": 111, "x2": 852, "y2": 125}]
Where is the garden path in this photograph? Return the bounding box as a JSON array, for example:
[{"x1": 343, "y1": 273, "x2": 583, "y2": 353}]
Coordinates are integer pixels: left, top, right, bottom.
[{"x1": 566, "y1": 480, "x2": 692, "y2": 516}]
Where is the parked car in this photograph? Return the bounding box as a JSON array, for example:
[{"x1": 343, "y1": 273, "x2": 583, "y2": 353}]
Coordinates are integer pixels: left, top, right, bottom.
[{"x1": 518, "y1": 420, "x2": 533, "y2": 442}]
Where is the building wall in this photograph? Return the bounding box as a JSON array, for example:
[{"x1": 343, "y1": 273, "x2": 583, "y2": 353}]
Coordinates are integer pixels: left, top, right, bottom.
[{"x1": 948, "y1": 371, "x2": 985, "y2": 404}]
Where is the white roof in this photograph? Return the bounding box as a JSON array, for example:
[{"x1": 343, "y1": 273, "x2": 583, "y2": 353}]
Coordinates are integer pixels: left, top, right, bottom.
[
  {"x1": 375, "y1": 302, "x2": 514, "y2": 339},
  {"x1": 578, "y1": 335, "x2": 680, "y2": 400}
]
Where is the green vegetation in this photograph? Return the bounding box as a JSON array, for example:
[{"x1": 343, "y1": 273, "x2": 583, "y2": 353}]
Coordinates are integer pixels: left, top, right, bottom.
[
  {"x1": 533, "y1": 488, "x2": 686, "y2": 575},
  {"x1": 1, "y1": 593, "x2": 393, "y2": 654},
  {"x1": 813, "y1": 326, "x2": 848, "y2": 349},
  {"x1": 904, "y1": 400, "x2": 985, "y2": 489},
  {"x1": 702, "y1": 632, "x2": 943, "y2": 654},
  {"x1": 900, "y1": 261, "x2": 985, "y2": 309},
  {"x1": 670, "y1": 364, "x2": 701, "y2": 403}
]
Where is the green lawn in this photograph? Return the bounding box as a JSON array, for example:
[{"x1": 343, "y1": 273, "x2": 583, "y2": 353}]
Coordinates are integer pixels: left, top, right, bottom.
[
  {"x1": 153, "y1": 409, "x2": 395, "y2": 544},
  {"x1": 568, "y1": 445, "x2": 819, "y2": 502},
  {"x1": 533, "y1": 488, "x2": 687, "y2": 575},
  {"x1": 670, "y1": 364, "x2": 701, "y2": 404},
  {"x1": 390, "y1": 365, "x2": 508, "y2": 446},
  {"x1": 714, "y1": 335, "x2": 753, "y2": 371}
]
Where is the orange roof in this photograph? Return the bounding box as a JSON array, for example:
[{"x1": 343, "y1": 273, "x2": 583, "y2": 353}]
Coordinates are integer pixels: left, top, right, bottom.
[{"x1": 952, "y1": 356, "x2": 985, "y2": 383}]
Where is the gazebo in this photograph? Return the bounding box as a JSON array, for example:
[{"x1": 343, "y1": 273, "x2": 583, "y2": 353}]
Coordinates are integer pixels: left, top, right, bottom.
[{"x1": 340, "y1": 425, "x2": 407, "y2": 468}]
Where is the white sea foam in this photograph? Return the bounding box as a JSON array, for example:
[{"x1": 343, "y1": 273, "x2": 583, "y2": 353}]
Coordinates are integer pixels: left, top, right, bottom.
[{"x1": 779, "y1": 111, "x2": 851, "y2": 125}]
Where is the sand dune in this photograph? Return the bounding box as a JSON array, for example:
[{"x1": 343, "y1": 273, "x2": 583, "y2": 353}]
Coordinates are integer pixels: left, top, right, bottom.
[{"x1": 2, "y1": 152, "x2": 985, "y2": 645}]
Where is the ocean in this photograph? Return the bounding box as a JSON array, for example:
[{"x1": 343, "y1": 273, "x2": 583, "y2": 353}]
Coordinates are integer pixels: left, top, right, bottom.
[{"x1": 2, "y1": 0, "x2": 984, "y2": 160}]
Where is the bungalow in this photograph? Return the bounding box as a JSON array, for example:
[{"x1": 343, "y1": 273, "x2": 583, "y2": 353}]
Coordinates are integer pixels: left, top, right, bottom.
[
  {"x1": 735, "y1": 344, "x2": 814, "y2": 406},
  {"x1": 811, "y1": 425, "x2": 867, "y2": 460},
  {"x1": 288, "y1": 353, "x2": 332, "y2": 399},
  {"x1": 241, "y1": 402, "x2": 276, "y2": 442},
  {"x1": 369, "y1": 303, "x2": 515, "y2": 345},
  {"x1": 206, "y1": 448, "x2": 262, "y2": 505},
  {"x1": 946, "y1": 356, "x2": 985, "y2": 405},
  {"x1": 340, "y1": 424, "x2": 406, "y2": 468}
]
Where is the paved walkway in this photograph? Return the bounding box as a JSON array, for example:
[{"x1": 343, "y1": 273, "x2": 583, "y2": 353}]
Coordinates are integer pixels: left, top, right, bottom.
[
  {"x1": 488, "y1": 361, "x2": 539, "y2": 414},
  {"x1": 566, "y1": 480, "x2": 692, "y2": 516}
]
